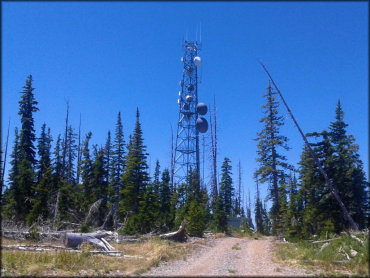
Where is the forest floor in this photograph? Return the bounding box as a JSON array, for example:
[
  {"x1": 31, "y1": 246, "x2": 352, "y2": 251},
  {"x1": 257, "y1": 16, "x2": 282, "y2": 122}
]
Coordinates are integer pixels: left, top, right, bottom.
[{"x1": 147, "y1": 235, "x2": 317, "y2": 276}]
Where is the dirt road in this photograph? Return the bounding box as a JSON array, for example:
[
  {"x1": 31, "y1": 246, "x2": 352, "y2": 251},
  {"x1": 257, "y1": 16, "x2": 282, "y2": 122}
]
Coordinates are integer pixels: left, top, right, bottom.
[{"x1": 147, "y1": 237, "x2": 313, "y2": 276}]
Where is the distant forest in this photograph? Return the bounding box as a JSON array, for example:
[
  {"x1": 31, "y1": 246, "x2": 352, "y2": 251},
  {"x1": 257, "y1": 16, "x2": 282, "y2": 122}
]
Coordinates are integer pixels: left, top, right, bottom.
[{"x1": 1, "y1": 75, "x2": 368, "y2": 238}]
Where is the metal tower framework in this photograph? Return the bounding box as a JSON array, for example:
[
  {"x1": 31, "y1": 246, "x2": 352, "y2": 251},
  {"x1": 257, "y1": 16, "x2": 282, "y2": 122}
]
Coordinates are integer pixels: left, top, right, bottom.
[{"x1": 174, "y1": 40, "x2": 201, "y2": 186}]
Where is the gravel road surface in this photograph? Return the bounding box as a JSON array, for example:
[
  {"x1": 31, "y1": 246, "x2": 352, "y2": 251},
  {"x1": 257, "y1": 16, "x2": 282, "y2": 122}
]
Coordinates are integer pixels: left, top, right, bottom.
[{"x1": 147, "y1": 237, "x2": 313, "y2": 276}]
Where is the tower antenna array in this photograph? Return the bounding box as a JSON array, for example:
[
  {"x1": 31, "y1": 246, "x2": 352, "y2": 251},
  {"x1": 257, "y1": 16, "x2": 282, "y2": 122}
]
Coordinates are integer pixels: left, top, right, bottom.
[{"x1": 174, "y1": 40, "x2": 208, "y2": 186}]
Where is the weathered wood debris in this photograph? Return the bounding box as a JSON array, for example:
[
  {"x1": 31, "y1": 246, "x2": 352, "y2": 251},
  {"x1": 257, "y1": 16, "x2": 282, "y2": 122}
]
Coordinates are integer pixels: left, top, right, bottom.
[
  {"x1": 64, "y1": 231, "x2": 115, "y2": 251},
  {"x1": 159, "y1": 220, "x2": 187, "y2": 242}
]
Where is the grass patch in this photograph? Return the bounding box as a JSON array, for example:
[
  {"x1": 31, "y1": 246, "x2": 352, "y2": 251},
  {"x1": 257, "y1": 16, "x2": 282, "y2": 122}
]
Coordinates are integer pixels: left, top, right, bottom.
[
  {"x1": 228, "y1": 269, "x2": 237, "y2": 273},
  {"x1": 273, "y1": 233, "x2": 369, "y2": 276},
  {"x1": 2, "y1": 237, "x2": 194, "y2": 276},
  {"x1": 232, "y1": 243, "x2": 241, "y2": 250}
]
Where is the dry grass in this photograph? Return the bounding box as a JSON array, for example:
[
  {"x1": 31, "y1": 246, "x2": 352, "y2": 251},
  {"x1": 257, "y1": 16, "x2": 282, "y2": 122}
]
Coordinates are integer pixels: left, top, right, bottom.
[
  {"x1": 1, "y1": 237, "x2": 194, "y2": 276},
  {"x1": 273, "y1": 233, "x2": 369, "y2": 277},
  {"x1": 214, "y1": 233, "x2": 226, "y2": 239}
]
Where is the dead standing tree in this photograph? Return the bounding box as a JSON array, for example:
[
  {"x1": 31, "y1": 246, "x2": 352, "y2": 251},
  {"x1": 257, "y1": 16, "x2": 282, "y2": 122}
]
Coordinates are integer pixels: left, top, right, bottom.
[
  {"x1": 209, "y1": 96, "x2": 218, "y2": 210},
  {"x1": 258, "y1": 60, "x2": 359, "y2": 231}
]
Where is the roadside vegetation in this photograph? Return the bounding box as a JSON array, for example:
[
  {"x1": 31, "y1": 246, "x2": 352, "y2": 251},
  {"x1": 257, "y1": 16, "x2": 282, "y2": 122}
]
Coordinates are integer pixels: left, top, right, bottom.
[
  {"x1": 1, "y1": 237, "x2": 193, "y2": 276},
  {"x1": 273, "y1": 232, "x2": 369, "y2": 276}
]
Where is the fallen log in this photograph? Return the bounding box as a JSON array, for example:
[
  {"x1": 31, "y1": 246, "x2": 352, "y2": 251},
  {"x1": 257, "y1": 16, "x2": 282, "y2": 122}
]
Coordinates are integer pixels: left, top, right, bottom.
[
  {"x1": 3, "y1": 244, "x2": 122, "y2": 257},
  {"x1": 311, "y1": 238, "x2": 340, "y2": 244},
  {"x1": 319, "y1": 242, "x2": 329, "y2": 252},
  {"x1": 333, "y1": 260, "x2": 350, "y2": 265},
  {"x1": 64, "y1": 231, "x2": 114, "y2": 251},
  {"x1": 159, "y1": 220, "x2": 187, "y2": 242},
  {"x1": 350, "y1": 234, "x2": 365, "y2": 247}
]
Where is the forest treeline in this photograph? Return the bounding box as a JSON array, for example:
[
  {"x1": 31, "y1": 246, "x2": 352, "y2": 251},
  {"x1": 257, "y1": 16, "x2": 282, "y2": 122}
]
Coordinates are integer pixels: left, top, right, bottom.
[{"x1": 1, "y1": 75, "x2": 368, "y2": 239}]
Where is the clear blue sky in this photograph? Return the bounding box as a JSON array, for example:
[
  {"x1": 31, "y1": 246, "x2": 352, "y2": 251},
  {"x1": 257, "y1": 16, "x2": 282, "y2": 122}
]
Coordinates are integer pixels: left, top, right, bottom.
[{"x1": 2, "y1": 2, "x2": 368, "y2": 212}]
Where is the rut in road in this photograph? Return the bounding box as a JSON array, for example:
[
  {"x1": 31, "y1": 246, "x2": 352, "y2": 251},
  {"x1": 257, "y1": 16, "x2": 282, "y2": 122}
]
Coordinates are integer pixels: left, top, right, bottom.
[{"x1": 147, "y1": 237, "x2": 313, "y2": 276}]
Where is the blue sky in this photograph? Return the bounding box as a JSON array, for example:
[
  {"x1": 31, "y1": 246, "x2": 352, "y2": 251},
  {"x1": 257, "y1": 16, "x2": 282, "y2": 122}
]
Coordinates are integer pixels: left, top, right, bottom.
[{"x1": 2, "y1": 2, "x2": 368, "y2": 211}]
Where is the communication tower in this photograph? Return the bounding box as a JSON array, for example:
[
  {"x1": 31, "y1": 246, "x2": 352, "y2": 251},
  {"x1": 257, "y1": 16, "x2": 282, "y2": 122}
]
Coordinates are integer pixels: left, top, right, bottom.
[{"x1": 174, "y1": 40, "x2": 208, "y2": 186}]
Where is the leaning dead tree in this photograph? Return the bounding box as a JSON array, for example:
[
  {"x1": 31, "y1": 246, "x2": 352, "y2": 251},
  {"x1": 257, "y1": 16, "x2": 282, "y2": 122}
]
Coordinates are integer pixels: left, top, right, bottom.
[{"x1": 258, "y1": 60, "x2": 359, "y2": 231}]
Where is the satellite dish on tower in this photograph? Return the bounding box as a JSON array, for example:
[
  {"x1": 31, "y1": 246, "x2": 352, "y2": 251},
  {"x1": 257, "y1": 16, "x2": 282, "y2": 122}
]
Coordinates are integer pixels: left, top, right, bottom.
[
  {"x1": 196, "y1": 117, "x2": 208, "y2": 133},
  {"x1": 194, "y1": 56, "x2": 201, "y2": 67},
  {"x1": 196, "y1": 103, "x2": 207, "y2": 115}
]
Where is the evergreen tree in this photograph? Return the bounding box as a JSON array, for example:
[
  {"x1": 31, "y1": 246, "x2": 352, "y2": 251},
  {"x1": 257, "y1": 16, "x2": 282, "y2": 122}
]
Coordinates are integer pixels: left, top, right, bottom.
[
  {"x1": 276, "y1": 173, "x2": 288, "y2": 235},
  {"x1": 246, "y1": 189, "x2": 254, "y2": 229},
  {"x1": 18, "y1": 75, "x2": 39, "y2": 165},
  {"x1": 17, "y1": 75, "x2": 39, "y2": 221},
  {"x1": 65, "y1": 125, "x2": 77, "y2": 184},
  {"x1": 90, "y1": 148, "x2": 108, "y2": 225},
  {"x1": 159, "y1": 168, "x2": 172, "y2": 230},
  {"x1": 53, "y1": 134, "x2": 63, "y2": 186},
  {"x1": 119, "y1": 108, "x2": 149, "y2": 233},
  {"x1": 36, "y1": 123, "x2": 53, "y2": 183},
  {"x1": 26, "y1": 123, "x2": 53, "y2": 224},
  {"x1": 185, "y1": 170, "x2": 208, "y2": 237},
  {"x1": 2, "y1": 128, "x2": 20, "y2": 219},
  {"x1": 105, "y1": 131, "x2": 112, "y2": 187},
  {"x1": 27, "y1": 167, "x2": 53, "y2": 224},
  {"x1": 254, "y1": 178, "x2": 264, "y2": 234},
  {"x1": 213, "y1": 158, "x2": 233, "y2": 232},
  {"x1": 112, "y1": 112, "x2": 125, "y2": 229},
  {"x1": 254, "y1": 81, "x2": 290, "y2": 235},
  {"x1": 328, "y1": 100, "x2": 368, "y2": 229},
  {"x1": 80, "y1": 132, "x2": 93, "y2": 211},
  {"x1": 286, "y1": 173, "x2": 301, "y2": 238}
]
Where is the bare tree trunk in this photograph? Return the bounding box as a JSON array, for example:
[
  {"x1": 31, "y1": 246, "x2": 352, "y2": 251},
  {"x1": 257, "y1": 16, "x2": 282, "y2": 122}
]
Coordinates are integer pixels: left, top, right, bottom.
[
  {"x1": 170, "y1": 123, "x2": 175, "y2": 191},
  {"x1": 76, "y1": 113, "x2": 81, "y2": 184},
  {"x1": 258, "y1": 61, "x2": 359, "y2": 231},
  {"x1": 209, "y1": 96, "x2": 218, "y2": 209},
  {"x1": 1, "y1": 119, "x2": 10, "y2": 189},
  {"x1": 62, "y1": 100, "x2": 69, "y2": 177},
  {"x1": 238, "y1": 161, "x2": 242, "y2": 215}
]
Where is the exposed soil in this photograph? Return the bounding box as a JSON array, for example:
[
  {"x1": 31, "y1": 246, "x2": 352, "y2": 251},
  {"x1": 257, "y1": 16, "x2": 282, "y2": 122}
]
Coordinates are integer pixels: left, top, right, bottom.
[{"x1": 147, "y1": 236, "x2": 315, "y2": 276}]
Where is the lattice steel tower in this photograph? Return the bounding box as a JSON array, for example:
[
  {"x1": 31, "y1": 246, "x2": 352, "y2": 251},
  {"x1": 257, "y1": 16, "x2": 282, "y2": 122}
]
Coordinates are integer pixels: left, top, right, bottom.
[{"x1": 174, "y1": 40, "x2": 208, "y2": 186}]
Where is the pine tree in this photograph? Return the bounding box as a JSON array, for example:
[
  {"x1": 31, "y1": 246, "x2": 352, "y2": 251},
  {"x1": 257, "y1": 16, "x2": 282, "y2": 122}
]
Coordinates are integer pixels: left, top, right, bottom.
[
  {"x1": 254, "y1": 178, "x2": 264, "y2": 234},
  {"x1": 90, "y1": 148, "x2": 108, "y2": 225},
  {"x1": 119, "y1": 108, "x2": 149, "y2": 233},
  {"x1": 65, "y1": 125, "x2": 77, "y2": 184},
  {"x1": 246, "y1": 189, "x2": 254, "y2": 230},
  {"x1": 16, "y1": 75, "x2": 39, "y2": 221},
  {"x1": 112, "y1": 112, "x2": 125, "y2": 229},
  {"x1": 159, "y1": 168, "x2": 172, "y2": 230},
  {"x1": 220, "y1": 158, "x2": 233, "y2": 216},
  {"x1": 2, "y1": 128, "x2": 20, "y2": 219},
  {"x1": 18, "y1": 75, "x2": 39, "y2": 165},
  {"x1": 26, "y1": 124, "x2": 53, "y2": 224},
  {"x1": 80, "y1": 132, "x2": 93, "y2": 211},
  {"x1": 185, "y1": 170, "x2": 208, "y2": 237},
  {"x1": 327, "y1": 100, "x2": 368, "y2": 229},
  {"x1": 286, "y1": 173, "x2": 301, "y2": 238},
  {"x1": 254, "y1": 81, "x2": 291, "y2": 235},
  {"x1": 277, "y1": 173, "x2": 288, "y2": 235},
  {"x1": 36, "y1": 123, "x2": 53, "y2": 183},
  {"x1": 27, "y1": 166, "x2": 53, "y2": 224},
  {"x1": 213, "y1": 158, "x2": 233, "y2": 232},
  {"x1": 53, "y1": 134, "x2": 63, "y2": 185}
]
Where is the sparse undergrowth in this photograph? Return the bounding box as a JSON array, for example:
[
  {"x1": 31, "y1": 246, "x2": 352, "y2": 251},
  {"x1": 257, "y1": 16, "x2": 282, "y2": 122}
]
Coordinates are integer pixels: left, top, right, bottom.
[
  {"x1": 273, "y1": 233, "x2": 369, "y2": 276},
  {"x1": 1, "y1": 237, "x2": 194, "y2": 276}
]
